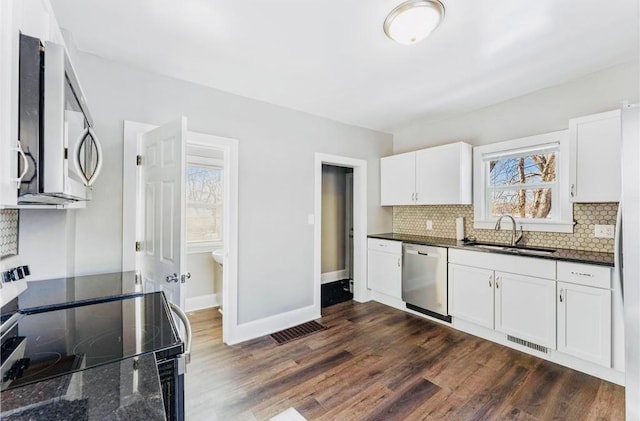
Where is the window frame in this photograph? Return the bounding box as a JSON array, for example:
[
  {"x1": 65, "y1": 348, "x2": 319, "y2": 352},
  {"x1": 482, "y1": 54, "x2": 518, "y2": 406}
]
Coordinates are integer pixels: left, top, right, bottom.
[
  {"x1": 473, "y1": 130, "x2": 574, "y2": 233},
  {"x1": 185, "y1": 155, "x2": 224, "y2": 254}
]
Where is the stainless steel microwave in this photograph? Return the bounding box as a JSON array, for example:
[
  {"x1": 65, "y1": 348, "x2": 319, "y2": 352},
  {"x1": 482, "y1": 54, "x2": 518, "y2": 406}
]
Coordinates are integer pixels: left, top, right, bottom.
[{"x1": 17, "y1": 34, "x2": 102, "y2": 205}]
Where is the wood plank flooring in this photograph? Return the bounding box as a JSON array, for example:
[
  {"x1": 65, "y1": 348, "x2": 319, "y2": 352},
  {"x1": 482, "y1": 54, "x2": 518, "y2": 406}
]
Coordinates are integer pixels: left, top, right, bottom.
[{"x1": 185, "y1": 301, "x2": 624, "y2": 420}]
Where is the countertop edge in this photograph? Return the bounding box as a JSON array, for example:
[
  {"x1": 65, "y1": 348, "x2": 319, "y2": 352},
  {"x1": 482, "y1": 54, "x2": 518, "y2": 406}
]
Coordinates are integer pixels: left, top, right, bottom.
[{"x1": 368, "y1": 233, "x2": 615, "y2": 267}]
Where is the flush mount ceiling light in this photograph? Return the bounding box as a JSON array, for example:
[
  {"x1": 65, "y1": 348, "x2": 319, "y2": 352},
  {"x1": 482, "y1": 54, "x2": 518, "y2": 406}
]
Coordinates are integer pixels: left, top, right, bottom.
[{"x1": 383, "y1": 0, "x2": 445, "y2": 45}]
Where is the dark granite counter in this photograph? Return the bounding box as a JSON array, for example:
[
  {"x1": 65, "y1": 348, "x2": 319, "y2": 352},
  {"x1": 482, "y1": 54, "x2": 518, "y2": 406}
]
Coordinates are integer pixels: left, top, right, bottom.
[
  {"x1": 368, "y1": 233, "x2": 614, "y2": 267},
  {"x1": 1, "y1": 353, "x2": 166, "y2": 421}
]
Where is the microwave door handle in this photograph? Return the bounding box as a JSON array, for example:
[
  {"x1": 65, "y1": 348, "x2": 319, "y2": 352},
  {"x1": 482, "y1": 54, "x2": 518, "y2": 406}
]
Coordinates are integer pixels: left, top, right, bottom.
[
  {"x1": 10, "y1": 141, "x2": 29, "y2": 184},
  {"x1": 73, "y1": 127, "x2": 103, "y2": 187}
]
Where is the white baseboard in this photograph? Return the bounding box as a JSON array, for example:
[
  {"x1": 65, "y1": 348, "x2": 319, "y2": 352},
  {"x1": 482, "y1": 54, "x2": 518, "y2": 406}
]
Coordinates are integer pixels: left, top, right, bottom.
[
  {"x1": 228, "y1": 304, "x2": 320, "y2": 345},
  {"x1": 185, "y1": 293, "x2": 219, "y2": 312},
  {"x1": 321, "y1": 269, "x2": 349, "y2": 284}
]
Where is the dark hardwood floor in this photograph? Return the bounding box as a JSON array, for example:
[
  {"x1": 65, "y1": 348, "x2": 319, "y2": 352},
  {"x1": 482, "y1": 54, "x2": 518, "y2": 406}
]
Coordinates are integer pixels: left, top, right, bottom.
[{"x1": 185, "y1": 301, "x2": 624, "y2": 420}]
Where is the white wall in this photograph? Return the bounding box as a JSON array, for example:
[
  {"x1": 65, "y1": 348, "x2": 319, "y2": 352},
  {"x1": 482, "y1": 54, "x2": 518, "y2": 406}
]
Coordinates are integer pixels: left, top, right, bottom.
[
  {"x1": 19, "y1": 52, "x2": 393, "y2": 324},
  {"x1": 393, "y1": 61, "x2": 640, "y2": 152},
  {"x1": 185, "y1": 252, "x2": 218, "y2": 299}
]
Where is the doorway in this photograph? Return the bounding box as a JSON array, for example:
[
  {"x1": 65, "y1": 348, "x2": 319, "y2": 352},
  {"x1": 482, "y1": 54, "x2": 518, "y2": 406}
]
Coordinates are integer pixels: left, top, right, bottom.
[
  {"x1": 122, "y1": 121, "x2": 239, "y2": 345},
  {"x1": 320, "y1": 164, "x2": 353, "y2": 308},
  {"x1": 314, "y1": 153, "x2": 368, "y2": 316}
]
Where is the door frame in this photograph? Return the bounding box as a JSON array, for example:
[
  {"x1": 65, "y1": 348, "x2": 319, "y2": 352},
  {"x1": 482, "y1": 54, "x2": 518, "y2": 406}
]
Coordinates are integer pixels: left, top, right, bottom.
[
  {"x1": 314, "y1": 153, "x2": 368, "y2": 314},
  {"x1": 123, "y1": 121, "x2": 239, "y2": 344}
]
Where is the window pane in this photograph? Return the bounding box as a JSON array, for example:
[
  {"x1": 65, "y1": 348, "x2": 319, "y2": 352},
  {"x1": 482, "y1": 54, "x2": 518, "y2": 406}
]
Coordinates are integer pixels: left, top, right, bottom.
[
  {"x1": 489, "y1": 153, "x2": 556, "y2": 187},
  {"x1": 186, "y1": 165, "x2": 223, "y2": 242},
  {"x1": 490, "y1": 188, "x2": 553, "y2": 219}
]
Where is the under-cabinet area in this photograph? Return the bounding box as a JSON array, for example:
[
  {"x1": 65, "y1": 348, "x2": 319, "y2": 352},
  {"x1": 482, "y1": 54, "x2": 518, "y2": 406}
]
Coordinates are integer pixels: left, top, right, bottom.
[{"x1": 366, "y1": 235, "x2": 624, "y2": 385}]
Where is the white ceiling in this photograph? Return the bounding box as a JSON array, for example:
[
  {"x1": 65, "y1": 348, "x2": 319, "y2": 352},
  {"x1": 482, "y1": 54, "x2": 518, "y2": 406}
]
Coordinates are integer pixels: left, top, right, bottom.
[{"x1": 50, "y1": 0, "x2": 639, "y2": 132}]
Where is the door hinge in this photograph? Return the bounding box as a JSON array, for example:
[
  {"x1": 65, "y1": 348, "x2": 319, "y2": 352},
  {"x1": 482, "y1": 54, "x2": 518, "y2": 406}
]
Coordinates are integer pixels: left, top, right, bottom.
[
  {"x1": 136, "y1": 155, "x2": 142, "y2": 166},
  {"x1": 135, "y1": 241, "x2": 142, "y2": 252}
]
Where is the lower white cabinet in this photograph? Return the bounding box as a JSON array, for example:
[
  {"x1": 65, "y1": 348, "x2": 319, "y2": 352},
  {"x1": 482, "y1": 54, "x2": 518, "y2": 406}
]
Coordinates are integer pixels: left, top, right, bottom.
[
  {"x1": 557, "y1": 281, "x2": 612, "y2": 367},
  {"x1": 450, "y1": 264, "x2": 494, "y2": 329},
  {"x1": 495, "y1": 272, "x2": 556, "y2": 349},
  {"x1": 367, "y1": 239, "x2": 402, "y2": 299}
]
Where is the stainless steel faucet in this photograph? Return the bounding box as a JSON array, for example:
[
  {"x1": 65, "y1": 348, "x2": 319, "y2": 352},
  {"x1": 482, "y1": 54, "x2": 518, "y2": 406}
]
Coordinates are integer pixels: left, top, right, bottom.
[{"x1": 495, "y1": 215, "x2": 524, "y2": 246}]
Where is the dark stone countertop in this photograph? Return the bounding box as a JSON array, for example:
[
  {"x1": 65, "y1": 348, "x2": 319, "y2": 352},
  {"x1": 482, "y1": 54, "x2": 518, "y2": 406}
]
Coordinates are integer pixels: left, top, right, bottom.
[
  {"x1": 368, "y1": 233, "x2": 615, "y2": 267},
  {"x1": 1, "y1": 353, "x2": 166, "y2": 421}
]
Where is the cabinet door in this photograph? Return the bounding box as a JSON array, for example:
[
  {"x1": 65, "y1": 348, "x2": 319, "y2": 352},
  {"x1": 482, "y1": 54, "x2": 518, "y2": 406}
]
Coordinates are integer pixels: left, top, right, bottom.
[
  {"x1": 495, "y1": 272, "x2": 556, "y2": 349},
  {"x1": 415, "y1": 143, "x2": 472, "y2": 205},
  {"x1": 380, "y1": 152, "x2": 415, "y2": 206},
  {"x1": 450, "y1": 264, "x2": 494, "y2": 329},
  {"x1": 367, "y1": 249, "x2": 402, "y2": 299},
  {"x1": 558, "y1": 282, "x2": 611, "y2": 367},
  {"x1": 0, "y1": 0, "x2": 20, "y2": 207},
  {"x1": 569, "y1": 110, "x2": 621, "y2": 202}
]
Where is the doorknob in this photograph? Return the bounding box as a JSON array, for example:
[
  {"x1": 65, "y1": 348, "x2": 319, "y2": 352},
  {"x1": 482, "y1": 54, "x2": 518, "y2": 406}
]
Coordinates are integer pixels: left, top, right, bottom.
[
  {"x1": 181, "y1": 272, "x2": 191, "y2": 283},
  {"x1": 166, "y1": 273, "x2": 179, "y2": 283}
]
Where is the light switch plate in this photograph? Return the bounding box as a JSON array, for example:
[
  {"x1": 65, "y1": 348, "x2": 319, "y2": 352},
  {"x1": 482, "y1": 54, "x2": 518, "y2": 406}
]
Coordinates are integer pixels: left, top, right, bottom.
[
  {"x1": 426, "y1": 220, "x2": 433, "y2": 230},
  {"x1": 594, "y1": 224, "x2": 615, "y2": 239}
]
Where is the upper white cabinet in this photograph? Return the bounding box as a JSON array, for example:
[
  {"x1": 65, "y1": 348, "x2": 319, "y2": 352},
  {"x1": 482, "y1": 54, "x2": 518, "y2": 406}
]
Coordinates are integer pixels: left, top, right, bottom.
[
  {"x1": 569, "y1": 110, "x2": 621, "y2": 203},
  {"x1": 380, "y1": 142, "x2": 472, "y2": 206},
  {"x1": 380, "y1": 152, "x2": 415, "y2": 206},
  {"x1": 0, "y1": 0, "x2": 66, "y2": 208}
]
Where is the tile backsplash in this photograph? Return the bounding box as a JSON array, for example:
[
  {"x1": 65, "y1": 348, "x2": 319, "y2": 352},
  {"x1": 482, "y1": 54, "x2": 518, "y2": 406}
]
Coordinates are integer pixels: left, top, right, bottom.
[
  {"x1": 1, "y1": 209, "x2": 19, "y2": 258},
  {"x1": 393, "y1": 203, "x2": 617, "y2": 253}
]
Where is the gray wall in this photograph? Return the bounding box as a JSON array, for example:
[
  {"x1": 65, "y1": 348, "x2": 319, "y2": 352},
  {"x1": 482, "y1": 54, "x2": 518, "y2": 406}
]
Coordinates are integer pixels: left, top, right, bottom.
[
  {"x1": 19, "y1": 52, "x2": 393, "y2": 324},
  {"x1": 393, "y1": 61, "x2": 640, "y2": 152},
  {"x1": 321, "y1": 165, "x2": 350, "y2": 274},
  {"x1": 185, "y1": 252, "x2": 218, "y2": 299}
]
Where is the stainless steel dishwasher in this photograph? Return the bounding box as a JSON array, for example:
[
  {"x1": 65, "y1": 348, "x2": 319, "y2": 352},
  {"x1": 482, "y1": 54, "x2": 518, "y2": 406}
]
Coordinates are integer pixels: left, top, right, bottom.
[{"x1": 402, "y1": 244, "x2": 450, "y2": 322}]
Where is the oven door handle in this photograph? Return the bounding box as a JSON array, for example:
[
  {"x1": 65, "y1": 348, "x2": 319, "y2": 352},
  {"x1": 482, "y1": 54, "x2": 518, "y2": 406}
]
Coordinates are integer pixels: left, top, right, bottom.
[{"x1": 169, "y1": 302, "x2": 192, "y2": 365}]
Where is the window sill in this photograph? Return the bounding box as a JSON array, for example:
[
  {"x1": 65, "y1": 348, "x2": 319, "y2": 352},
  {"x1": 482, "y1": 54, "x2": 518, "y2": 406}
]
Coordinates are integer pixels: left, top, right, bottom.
[
  {"x1": 473, "y1": 220, "x2": 574, "y2": 234},
  {"x1": 186, "y1": 241, "x2": 223, "y2": 254}
]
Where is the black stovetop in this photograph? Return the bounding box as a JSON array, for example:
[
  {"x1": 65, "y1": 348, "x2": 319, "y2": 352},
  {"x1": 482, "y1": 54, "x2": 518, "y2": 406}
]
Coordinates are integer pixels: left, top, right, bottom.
[
  {"x1": 16, "y1": 271, "x2": 144, "y2": 313},
  {"x1": 1, "y1": 292, "x2": 182, "y2": 391}
]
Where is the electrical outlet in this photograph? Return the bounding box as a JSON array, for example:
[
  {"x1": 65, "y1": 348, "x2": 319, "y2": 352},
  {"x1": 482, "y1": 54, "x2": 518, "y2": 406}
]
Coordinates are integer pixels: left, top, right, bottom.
[
  {"x1": 426, "y1": 220, "x2": 433, "y2": 230},
  {"x1": 594, "y1": 225, "x2": 615, "y2": 239}
]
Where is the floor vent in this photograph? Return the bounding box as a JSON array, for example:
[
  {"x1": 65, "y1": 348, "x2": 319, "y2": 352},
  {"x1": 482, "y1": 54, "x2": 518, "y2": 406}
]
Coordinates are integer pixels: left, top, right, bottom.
[
  {"x1": 271, "y1": 321, "x2": 327, "y2": 345},
  {"x1": 507, "y1": 335, "x2": 549, "y2": 353}
]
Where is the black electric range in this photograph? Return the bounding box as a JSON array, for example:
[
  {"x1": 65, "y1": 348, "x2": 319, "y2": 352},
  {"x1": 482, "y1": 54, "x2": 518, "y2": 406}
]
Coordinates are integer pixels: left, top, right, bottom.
[{"x1": 0, "y1": 272, "x2": 187, "y2": 420}]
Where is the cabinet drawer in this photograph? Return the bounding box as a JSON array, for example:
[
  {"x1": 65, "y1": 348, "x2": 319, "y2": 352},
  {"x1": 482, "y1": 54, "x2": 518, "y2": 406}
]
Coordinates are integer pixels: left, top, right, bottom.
[
  {"x1": 557, "y1": 262, "x2": 611, "y2": 289},
  {"x1": 367, "y1": 238, "x2": 402, "y2": 254}
]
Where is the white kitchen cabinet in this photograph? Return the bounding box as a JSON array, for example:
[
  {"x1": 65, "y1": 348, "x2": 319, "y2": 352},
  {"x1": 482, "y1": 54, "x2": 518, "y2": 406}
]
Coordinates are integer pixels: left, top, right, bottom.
[
  {"x1": 415, "y1": 142, "x2": 472, "y2": 205},
  {"x1": 0, "y1": 0, "x2": 67, "y2": 208},
  {"x1": 569, "y1": 109, "x2": 621, "y2": 203},
  {"x1": 557, "y1": 281, "x2": 611, "y2": 367},
  {"x1": 450, "y1": 264, "x2": 494, "y2": 329},
  {"x1": 494, "y1": 271, "x2": 557, "y2": 349},
  {"x1": 380, "y1": 142, "x2": 472, "y2": 206},
  {"x1": 367, "y1": 239, "x2": 402, "y2": 299},
  {"x1": 380, "y1": 152, "x2": 415, "y2": 206},
  {"x1": 0, "y1": 0, "x2": 20, "y2": 207}
]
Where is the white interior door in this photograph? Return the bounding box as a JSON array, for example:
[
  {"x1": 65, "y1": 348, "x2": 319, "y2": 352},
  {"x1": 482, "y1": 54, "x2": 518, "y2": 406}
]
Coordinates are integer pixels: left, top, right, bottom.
[{"x1": 140, "y1": 117, "x2": 187, "y2": 309}]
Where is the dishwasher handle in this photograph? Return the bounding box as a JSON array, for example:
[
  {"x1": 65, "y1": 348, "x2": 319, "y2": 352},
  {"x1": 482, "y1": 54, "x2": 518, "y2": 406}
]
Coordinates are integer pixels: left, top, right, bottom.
[{"x1": 405, "y1": 249, "x2": 434, "y2": 257}]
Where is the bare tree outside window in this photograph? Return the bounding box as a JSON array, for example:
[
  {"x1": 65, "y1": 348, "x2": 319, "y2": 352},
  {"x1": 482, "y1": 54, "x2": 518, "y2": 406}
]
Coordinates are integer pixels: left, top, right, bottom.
[
  {"x1": 488, "y1": 152, "x2": 556, "y2": 219},
  {"x1": 186, "y1": 164, "x2": 223, "y2": 242}
]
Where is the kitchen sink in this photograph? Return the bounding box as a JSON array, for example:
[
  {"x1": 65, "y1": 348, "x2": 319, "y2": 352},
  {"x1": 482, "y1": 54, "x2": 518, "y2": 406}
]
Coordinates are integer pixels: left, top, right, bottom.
[{"x1": 464, "y1": 242, "x2": 556, "y2": 256}]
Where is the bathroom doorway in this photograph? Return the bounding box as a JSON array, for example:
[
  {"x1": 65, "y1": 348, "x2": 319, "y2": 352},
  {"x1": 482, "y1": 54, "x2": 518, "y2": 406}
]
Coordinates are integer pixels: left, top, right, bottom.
[{"x1": 122, "y1": 121, "x2": 239, "y2": 344}]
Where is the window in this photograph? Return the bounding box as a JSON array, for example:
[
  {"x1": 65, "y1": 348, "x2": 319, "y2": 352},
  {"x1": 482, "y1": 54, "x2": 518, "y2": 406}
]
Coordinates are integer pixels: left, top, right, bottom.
[
  {"x1": 186, "y1": 157, "x2": 223, "y2": 250},
  {"x1": 473, "y1": 131, "x2": 573, "y2": 233}
]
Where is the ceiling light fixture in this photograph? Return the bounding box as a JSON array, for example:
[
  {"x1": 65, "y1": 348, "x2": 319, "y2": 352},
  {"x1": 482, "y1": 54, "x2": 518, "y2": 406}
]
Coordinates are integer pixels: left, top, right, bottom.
[{"x1": 383, "y1": 0, "x2": 445, "y2": 45}]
